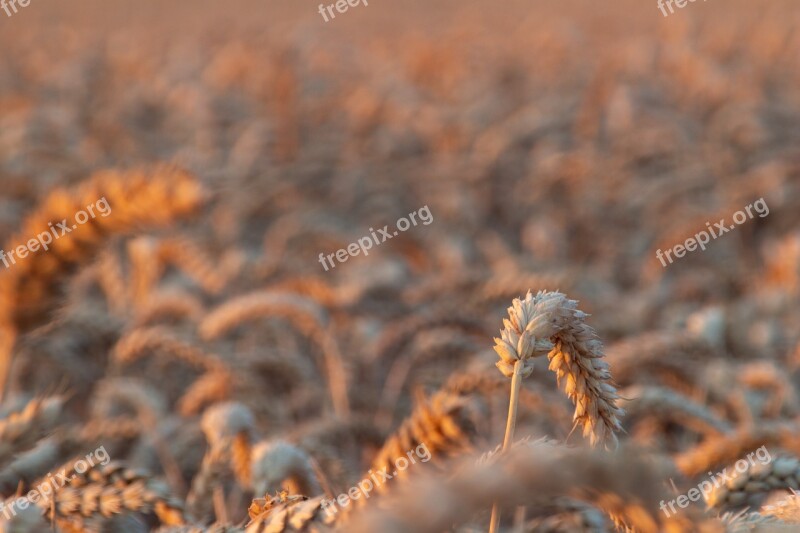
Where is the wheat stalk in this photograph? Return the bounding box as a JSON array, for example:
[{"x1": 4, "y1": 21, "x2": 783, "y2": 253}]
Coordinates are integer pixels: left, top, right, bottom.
[{"x1": 489, "y1": 290, "x2": 623, "y2": 532}]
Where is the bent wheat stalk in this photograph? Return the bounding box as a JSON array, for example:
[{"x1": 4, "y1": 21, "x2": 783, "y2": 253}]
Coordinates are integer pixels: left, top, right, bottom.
[
  {"x1": 0, "y1": 166, "x2": 207, "y2": 401},
  {"x1": 489, "y1": 290, "x2": 624, "y2": 533}
]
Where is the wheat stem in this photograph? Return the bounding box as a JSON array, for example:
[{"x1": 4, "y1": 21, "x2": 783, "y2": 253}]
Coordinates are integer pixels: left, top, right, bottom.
[
  {"x1": 490, "y1": 359, "x2": 524, "y2": 533},
  {"x1": 502, "y1": 360, "x2": 524, "y2": 449}
]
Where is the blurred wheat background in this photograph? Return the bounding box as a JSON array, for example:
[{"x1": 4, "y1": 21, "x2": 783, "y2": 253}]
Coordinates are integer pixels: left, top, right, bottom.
[{"x1": 0, "y1": 1, "x2": 800, "y2": 531}]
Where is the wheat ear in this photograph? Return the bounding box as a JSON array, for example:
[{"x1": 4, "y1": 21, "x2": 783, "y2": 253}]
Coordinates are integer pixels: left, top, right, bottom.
[
  {"x1": 706, "y1": 456, "x2": 800, "y2": 510},
  {"x1": 761, "y1": 491, "x2": 800, "y2": 524},
  {"x1": 200, "y1": 402, "x2": 257, "y2": 478},
  {"x1": 494, "y1": 290, "x2": 624, "y2": 447},
  {"x1": 0, "y1": 166, "x2": 206, "y2": 400},
  {"x1": 188, "y1": 402, "x2": 257, "y2": 522},
  {"x1": 359, "y1": 387, "x2": 484, "y2": 520},
  {"x1": 489, "y1": 290, "x2": 623, "y2": 532},
  {"x1": 250, "y1": 441, "x2": 322, "y2": 497},
  {"x1": 36, "y1": 461, "x2": 186, "y2": 529},
  {"x1": 246, "y1": 491, "x2": 336, "y2": 532}
]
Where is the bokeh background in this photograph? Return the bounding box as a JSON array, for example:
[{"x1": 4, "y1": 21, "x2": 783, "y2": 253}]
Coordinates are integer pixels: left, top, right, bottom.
[{"x1": 1, "y1": 1, "x2": 800, "y2": 531}]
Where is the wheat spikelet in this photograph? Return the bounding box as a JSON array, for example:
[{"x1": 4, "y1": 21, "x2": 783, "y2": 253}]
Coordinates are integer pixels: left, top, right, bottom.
[
  {"x1": 706, "y1": 456, "x2": 800, "y2": 510},
  {"x1": 250, "y1": 441, "x2": 322, "y2": 497},
  {"x1": 245, "y1": 491, "x2": 335, "y2": 532},
  {"x1": 493, "y1": 290, "x2": 624, "y2": 447},
  {"x1": 369, "y1": 389, "x2": 484, "y2": 491},
  {"x1": 719, "y1": 512, "x2": 796, "y2": 532},
  {"x1": 113, "y1": 327, "x2": 227, "y2": 374},
  {"x1": 36, "y1": 461, "x2": 186, "y2": 529},
  {"x1": 761, "y1": 491, "x2": 800, "y2": 524}
]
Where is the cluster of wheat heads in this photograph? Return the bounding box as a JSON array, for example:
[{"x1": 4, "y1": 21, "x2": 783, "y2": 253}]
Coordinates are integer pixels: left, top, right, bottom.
[
  {"x1": 0, "y1": 168, "x2": 798, "y2": 533},
  {"x1": 3, "y1": 267, "x2": 800, "y2": 531},
  {"x1": 1, "y1": 5, "x2": 800, "y2": 532}
]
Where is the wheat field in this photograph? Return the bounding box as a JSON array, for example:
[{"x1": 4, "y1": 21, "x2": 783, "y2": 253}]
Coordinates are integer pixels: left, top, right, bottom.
[{"x1": 0, "y1": 1, "x2": 800, "y2": 531}]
